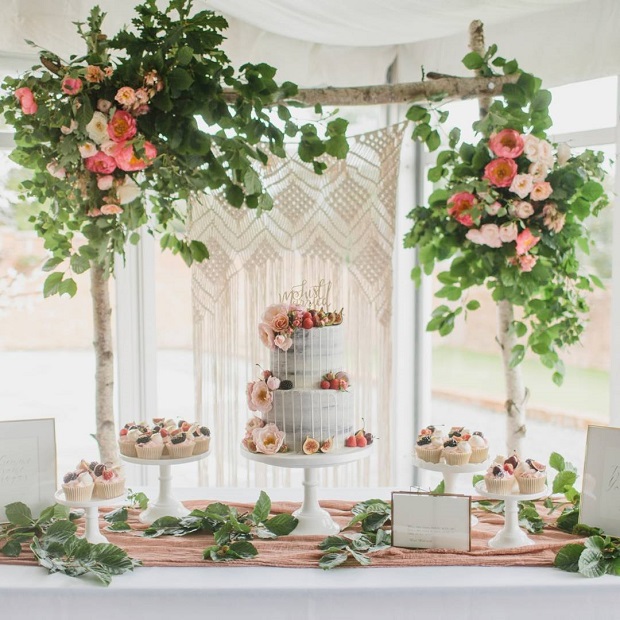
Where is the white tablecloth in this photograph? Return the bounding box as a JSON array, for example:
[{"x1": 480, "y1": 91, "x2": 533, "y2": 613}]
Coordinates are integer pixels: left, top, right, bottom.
[{"x1": 0, "y1": 487, "x2": 616, "y2": 620}]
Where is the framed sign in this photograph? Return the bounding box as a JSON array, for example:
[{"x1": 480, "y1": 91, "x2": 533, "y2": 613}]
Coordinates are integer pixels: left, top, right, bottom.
[
  {"x1": 581, "y1": 425, "x2": 620, "y2": 536},
  {"x1": 392, "y1": 491, "x2": 471, "y2": 551},
  {"x1": 0, "y1": 418, "x2": 57, "y2": 521}
]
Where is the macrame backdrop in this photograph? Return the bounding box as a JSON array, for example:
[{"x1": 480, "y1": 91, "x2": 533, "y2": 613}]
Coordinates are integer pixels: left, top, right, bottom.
[{"x1": 190, "y1": 123, "x2": 406, "y2": 488}]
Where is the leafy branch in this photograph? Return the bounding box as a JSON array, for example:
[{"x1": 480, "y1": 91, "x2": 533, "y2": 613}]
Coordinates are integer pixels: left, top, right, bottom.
[
  {"x1": 103, "y1": 488, "x2": 150, "y2": 532},
  {"x1": 318, "y1": 499, "x2": 391, "y2": 569},
  {"x1": 143, "y1": 491, "x2": 298, "y2": 562}
]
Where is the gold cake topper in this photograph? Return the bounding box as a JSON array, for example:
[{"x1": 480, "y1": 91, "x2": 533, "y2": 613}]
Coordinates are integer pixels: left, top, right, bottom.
[{"x1": 279, "y1": 279, "x2": 332, "y2": 309}]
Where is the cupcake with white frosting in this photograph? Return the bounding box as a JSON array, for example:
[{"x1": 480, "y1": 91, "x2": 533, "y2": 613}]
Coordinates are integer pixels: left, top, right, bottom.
[
  {"x1": 135, "y1": 432, "x2": 165, "y2": 460},
  {"x1": 484, "y1": 461, "x2": 515, "y2": 495},
  {"x1": 468, "y1": 431, "x2": 489, "y2": 463},
  {"x1": 415, "y1": 426, "x2": 443, "y2": 463},
  {"x1": 167, "y1": 429, "x2": 195, "y2": 458},
  {"x1": 515, "y1": 458, "x2": 547, "y2": 494},
  {"x1": 442, "y1": 437, "x2": 472, "y2": 465},
  {"x1": 62, "y1": 469, "x2": 94, "y2": 502}
]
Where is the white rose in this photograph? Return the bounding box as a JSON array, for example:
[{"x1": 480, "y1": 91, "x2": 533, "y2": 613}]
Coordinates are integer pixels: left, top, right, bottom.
[
  {"x1": 86, "y1": 111, "x2": 109, "y2": 144},
  {"x1": 499, "y1": 222, "x2": 518, "y2": 243},
  {"x1": 557, "y1": 142, "x2": 571, "y2": 167},
  {"x1": 78, "y1": 142, "x2": 97, "y2": 158},
  {"x1": 528, "y1": 161, "x2": 548, "y2": 182},
  {"x1": 509, "y1": 174, "x2": 534, "y2": 199},
  {"x1": 522, "y1": 134, "x2": 541, "y2": 162}
]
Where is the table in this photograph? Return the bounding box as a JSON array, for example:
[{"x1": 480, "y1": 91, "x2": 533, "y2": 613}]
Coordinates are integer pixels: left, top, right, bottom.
[{"x1": 0, "y1": 487, "x2": 617, "y2": 620}]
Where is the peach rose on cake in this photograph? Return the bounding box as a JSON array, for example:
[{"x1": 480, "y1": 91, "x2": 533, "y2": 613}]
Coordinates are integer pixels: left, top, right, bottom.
[
  {"x1": 263, "y1": 304, "x2": 290, "y2": 333},
  {"x1": 250, "y1": 380, "x2": 273, "y2": 413},
  {"x1": 252, "y1": 423, "x2": 285, "y2": 455}
]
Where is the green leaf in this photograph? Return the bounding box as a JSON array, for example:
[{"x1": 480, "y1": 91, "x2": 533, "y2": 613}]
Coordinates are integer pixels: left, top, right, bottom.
[
  {"x1": 5, "y1": 502, "x2": 33, "y2": 527},
  {"x1": 462, "y1": 52, "x2": 484, "y2": 70},
  {"x1": 549, "y1": 452, "x2": 566, "y2": 472},
  {"x1": 509, "y1": 344, "x2": 525, "y2": 368},
  {"x1": 1, "y1": 539, "x2": 23, "y2": 557},
  {"x1": 579, "y1": 547, "x2": 607, "y2": 578},
  {"x1": 176, "y1": 45, "x2": 194, "y2": 66},
  {"x1": 104, "y1": 507, "x2": 128, "y2": 524},
  {"x1": 426, "y1": 129, "x2": 441, "y2": 152},
  {"x1": 553, "y1": 470, "x2": 578, "y2": 494},
  {"x1": 431, "y1": 480, "x2": 445, "y2": 494},
  {"x1": 466, "y1": 300, "x2": 481, "y2": 311},
  {"x1": 319, "y1": 536, "x2": 349, "y2": 551},
  {"x1": 42, "y1": 257, "x2": 64, "y2": 272},
  {"x1": 167, "y1": 67, "x2": 194, "y2": 92},
  {"x1": 251, "y1": 490, "x2": 271, "y2": 523},
  {"x1": 43, "y1": 272, "x2": 63, "y2": 297},
  {"x1": 319, "y1": 550, "x2": 349, "y2": 570},
  {"x1": 554, "y1": 543, "x2": 584, "y2": 572},
  {"x1": 58, "y1": 278, "x2": 77, "y2": 297},
  {"x1": 106, "y1": 522, "x2": 131, "y2": 532},
  {"x1": 264, "y1": 514, "x2": 298, "y2": 536},
  {"x1": 405, "y1": 105, "x2": 430, "y2": 122}
]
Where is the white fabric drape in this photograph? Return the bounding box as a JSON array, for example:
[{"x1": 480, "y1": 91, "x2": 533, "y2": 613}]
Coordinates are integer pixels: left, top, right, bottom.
[{"x1": 190, "y1": 124, "x2": 406, "y2": 487}]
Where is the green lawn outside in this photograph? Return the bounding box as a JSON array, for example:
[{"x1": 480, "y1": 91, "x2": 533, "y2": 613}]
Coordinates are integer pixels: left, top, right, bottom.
[{"x1": 432, "y1": 345, "x2": 609, "y2": 422}]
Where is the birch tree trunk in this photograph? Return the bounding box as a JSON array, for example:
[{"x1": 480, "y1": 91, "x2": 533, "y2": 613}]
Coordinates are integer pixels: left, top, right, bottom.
[
  {"x1": 90, "y1": 262, "x2": 119, "y2": 465},
  {"x1": 497, "y1": 300, "x2": 528, "y2": 454}
]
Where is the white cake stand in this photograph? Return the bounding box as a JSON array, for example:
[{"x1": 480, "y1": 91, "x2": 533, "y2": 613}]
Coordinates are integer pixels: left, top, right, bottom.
[
  {"x1": 121, "y1": 449, "x2": 211, "y2": 524},
  {"x1": 241, "y1": 445, "x2": 373, "y2": 536},
  {"x1": 413, "y1": 456, "x2": 490, "y2": 495},
  {"x1": 54, "y1": 490, "x2": 125, "y2": 544},
  {"x1": 475, "y1": 480, "x2": 549, "y2": 549}
]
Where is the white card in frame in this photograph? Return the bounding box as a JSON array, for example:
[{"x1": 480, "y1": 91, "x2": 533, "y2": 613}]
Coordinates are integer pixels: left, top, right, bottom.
[{"x1": 0, "y1": 418, "x2": 57, "y2": 521}]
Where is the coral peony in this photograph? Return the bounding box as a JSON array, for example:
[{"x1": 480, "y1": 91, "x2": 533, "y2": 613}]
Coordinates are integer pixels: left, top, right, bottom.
[
  {"x1": 61, "y1": 77, "x2": 83, "y2": 96},
  {"x1": 107, "y1": 110, "x2": 137, "y2": 143},
  {"x1": 488, "y1": 129, "x2": 524, "y2": 159},
  {"x1": 113, "y1": 141, "x2": 156, "y2": 171},
  {"x1": 14, "y1": 87, "x2": 37, "y2": 115},
  {"x1": 85, "y1": 151, "x2": 117, "y2": 175},
  {"x1": 515, "y1": 228, "x2": 540, "y2": 256},
  {"x1": 447, "y1": 191, "x2": 477, "y2": 227},
  {"x1": 483, "y1": 158, "x2": 518, "y2": 188}
]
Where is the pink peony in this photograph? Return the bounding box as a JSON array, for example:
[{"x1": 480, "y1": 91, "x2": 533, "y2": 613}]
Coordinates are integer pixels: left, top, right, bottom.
[
  {"x1": 518, "y1": 254, "x2": 538, "y2": 272},
  {"x1": 61, "y1": 77, "x2": 83, "y2": 96},
  {"x1": 97, "y1": 175, "x2": 114, "y2": 190},
  {"x1": 509, "y1": 200, "x2": 535, "y2": 219},
  {"x1": 100, "y1": 204, "x2": 123, "y2": 215},
  {"x1": 488, "y1": 129, "x2": 524, "y2": 159},
  {"x1": 274, "y1": 334, "x2": 293, "y2": 351},
  {"x1": 266, "y1": 376, "x2": 281, "y2": 390},
  {"x1": 483, "y1": 158, "x2": 518, "y2": 188},
  {"x1": 447, "y1": 191, "x2": 477, "y2": 227},
  {"x1": 515, "y1": 228, "x2": 540, "y2": 256},
  {"x1": 251, "y1": 380, "x2": 273, "y2": 413},
  {"x1": 107, "y1": 110, "x2": 137, "y2": 143},
  {"x1": 258, "y1": 322, "x2": 275, "y2": 350},
  {"x1": 530, "y1": 182, "x2": 553, "y2": 202},
  {"x1": 85, "y1": 151, "x2": 117, "y2": 175},
  {"x1": 113, "y1": 141, "x2": 156, "y2": 172},
  {"x1": 14, "y1": 87, "x2": 37, "y2": 115},
  {"x1": 466, "y1": 224, "x2": 502, "y2": 248},
  {"x1": 499, "y1": 222, "x2": 518, "y2": 243},
  {"x1": 252, "y1": 424, "x2": 285, "y2": 455},
  {"x1": 509, "y1": 174, "x2": 534, "y2": 199}
]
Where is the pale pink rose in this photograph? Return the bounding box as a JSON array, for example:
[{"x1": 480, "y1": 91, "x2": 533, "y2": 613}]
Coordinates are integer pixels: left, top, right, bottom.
[
  {"x1": 85, "y1": 65, "x2": 105, "y2": 84},
  {"x1": 61, "y1": 119, "x2": 78, "y2": 135},
  {"x1": 61, "y1": 77, "x2": 83, "y2": 96},
  {"x1": 251, "y1": 380, "x2": 273, "y2": 413},
  {"x1": 78, "y1": 142, "x2": 97, "y2": 158},
  {"x1": 133, "y1": 104, "x2": 150, "y2": 116},
  {"x1": 135, "y1": 88, "x2": 150, "y2": 106},
  {"x1": 528, "y1": 161, "x2": 549, "y2": 182},
  {"x1": 537, "y1": 140, "x2": 553, "y2": 164},
  {"x1": 252, "y1": 423, "x2": 285, "y2": 455},
  {"x1": 97, "y1": 175, "x2": 114, "y2": 190},
  {"x1": 104, "y1": 67, "x2": 114, "y2": 77},
  {"x1": 509, "y1": 200, "x2": 534, "y2": 219},
  {"x1": 530, "y1": 182, "x2": 553, "y2": 201},
  {"x1": 87, "y1": 208, "x2": 102, "y2": 217},
  {"x1": 85, "y1": 151, "x2": 117, "y2": 175},
  {"x1": 86, "y1": 111, "x2": 109, "y2": 144},
  {"x1": 266, "y1": 376, "x2": 281, "y2": 390},
  {"x1": 100, "y1": 140, "x2": 119, "y2": 156},
  {"x1": 447, "y1": 191, "x2": 477, "y2": 227},
  {"x1": 258, "y1": 322, "x2": 275, "y2": 350},
  {"x1": 245, "y1": 416, "x2": 265, "y2": 434},
  {"x1": 97, "y1": 99, "x2": 112, "y2": 113},
  {"x1": 46, "y1": 161, "x2": 66, "y2": 179},
  {"x1": 246, "y1": 382, "x2": 258, "y2": 411},
  {"x1": 466, "y1": 224, "x2": 502, "y2": 248},
  {"x1": 485, "y1": 201, "x2": 502, "y2": 216},
  {"x1": 518, "y1": 254, "x2": 538, "y2": 272},
  {"x1": 542, "y1": 202, "x2": 566, "y2": 233},
  {"x1": 509, "y1": 174, "x2": 534, "y2": 199},
  {"x1": 115, "y1": 86, "x2": 137, "y2": 108},
  {"x1": 499, "y1": 222, "x2": 518, "y2": 243},
  {"x1": 144, "y1": 70, "x2": 164, "y2": 92},
  {"x1": 274, "y1": 334, "x2": 293, "y2": 351},
  {"x1": 100, "y1": 204, "x2": 123, "y2": 215},
  {"x1": 522, "y1": 134, "x2": 541, "y2": 162},
  {"x1": 14, "y1": 87, "x2": 37, "y2": 115},
  {"x1": 107, "y1": 110, "x2": 137, "y2": 143},
  {"x1": 113, "y1": 141, "x2": 156, "y2": 172},
  {"x1": 483, "y1": 158, "x2": 518, "y2": 188},
  {"x1": 263, "y1": 304, "x2": 289, "y2": 327},
  {"x1": 242, "y1": 436, "x2": 257, "y2": 453},
  {"x1": 557, "y1": 143, "x2": 571, "y2": 167},
  {"x1": 515, "y1": 228, "x2": 540, "y2": 256},
  {"x1": 117, "y1": 176, "x2": 140, "y2": 205},
  {"x1": 488, "y1": 129, "x2": 524, "y2": 159},
  {"x1": 271, "y1": 313, "x2": 290, "y2": 333}
]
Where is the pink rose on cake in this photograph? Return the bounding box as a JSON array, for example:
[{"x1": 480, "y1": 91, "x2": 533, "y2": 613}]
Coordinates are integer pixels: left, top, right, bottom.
[
  {"x1": 258, "y1": 322, "x2": 275, "y2": 350},
  {"x1": 274, "y1": 334, "x2": 293, "y2": 351},
  {"x1": 253, "y1": 423, "x2": 285, "y2": 455},
  {"x1": 263, "y1": 304, "x2": 291, "y2": 333},
  {"x1": 250, "y1": 380, "x2": 273, "y2": 413}
]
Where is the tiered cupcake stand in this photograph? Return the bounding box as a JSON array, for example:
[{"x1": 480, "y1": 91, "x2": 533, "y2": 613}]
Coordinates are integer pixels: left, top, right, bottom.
[
  {"x1": 121, "y1": 449, "x2": 211, "y2": 524},
  {"x1": 54, "y1": 490, "x2": 125, "y2": 544},
  {"x1": 475, "y1": 481, "x2": 549, "y2": 548},
  {"x1": 413, "y1": 456, "x2": 489, "y2": 495},
  {"x1": 242, "y1": 446, "x2": 373, "y2": 535}
]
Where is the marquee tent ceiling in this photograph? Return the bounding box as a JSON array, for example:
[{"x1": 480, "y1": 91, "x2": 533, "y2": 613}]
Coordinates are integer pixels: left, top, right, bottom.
[{"x1": 0, "y1": 0, "x2": 617, "y2": 89}]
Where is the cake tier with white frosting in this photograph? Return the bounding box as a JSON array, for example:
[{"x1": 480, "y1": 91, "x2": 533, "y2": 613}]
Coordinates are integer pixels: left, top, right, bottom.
[
  {"x1": 266, "y1": 389, "x2": 353, "y2": 453},
  {"x1": 270, "y1": 324, "x2": 344, "y2": 389}
]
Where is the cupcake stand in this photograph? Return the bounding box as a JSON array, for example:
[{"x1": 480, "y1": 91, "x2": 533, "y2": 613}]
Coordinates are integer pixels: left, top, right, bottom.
[
  {"x1": 242, "y1": 446, "x2": 373, "y2": 535},
  {"x1": 121, "y1": 450, "x2": 211, "y2": 524},
  {"x1": 54, "y1": 490, "x2": 125, "y2": 544},
  {"x1": 413, "y1": 456, "x2": 489, "y2": 495},
  {"x1": 475, "y1": 481, "x2": 549, "y2": 548}
]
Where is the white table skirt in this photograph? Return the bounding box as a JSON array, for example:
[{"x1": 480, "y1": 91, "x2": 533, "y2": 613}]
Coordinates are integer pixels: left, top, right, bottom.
[{"x1": 0, "y1": 487, "x2": 616, "y2": 620}]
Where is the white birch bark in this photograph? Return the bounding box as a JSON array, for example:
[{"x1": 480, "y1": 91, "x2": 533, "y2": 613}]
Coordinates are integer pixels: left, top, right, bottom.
[{"x1": 90, "y1": 263, "x2": 119, "y2": 465}]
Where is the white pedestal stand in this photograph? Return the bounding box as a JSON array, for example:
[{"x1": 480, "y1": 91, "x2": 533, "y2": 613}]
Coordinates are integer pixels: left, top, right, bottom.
[
  {"x1": 475, "y1": 481, "x2": 549, "y2": 549},
  {"x1": 54, "y1": 490, "x2": 125, "y2": 544},
  {"x1": 242, "y1": 446, "x2": 372, "y2": 536},
  {"x1": 413, "y1": 456, "x2": 489, "y2": 495},
  {"x1": 122, "y1": 450, "x2": 211, "y2": 524}
]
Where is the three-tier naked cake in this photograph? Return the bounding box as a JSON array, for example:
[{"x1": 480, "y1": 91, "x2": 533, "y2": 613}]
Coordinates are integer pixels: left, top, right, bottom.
[{"x1": 242, "y1": 302, "x2": 361, "y2": 454}]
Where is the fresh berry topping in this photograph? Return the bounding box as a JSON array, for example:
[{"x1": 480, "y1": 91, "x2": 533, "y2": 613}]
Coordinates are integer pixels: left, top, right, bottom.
[
  {"x1": 302, "y1": 311, "x2": 312, "y2": 321},
  {"x1": 443, "y1": 438, "x2": 458, "y2": 448},
  {"x1": 89, "y1": 461, "x2": 99, "y2": 470},
  {"x1": 503, "y1": 463, "x2": 514, "y2": 474},
  {"x1": 323, "y1": 372, "x2": 334, "y2": 382},
  {"x1": 119, "y1": 428, "x2": 128, "y2": 437},
  {"x1": 345, "y1": 435, "x2": 357, "y2": 448},
  {"x1": 302, "y1": 317, "x2": 314, "y2": 330},
  {"x1": 492, "y1": 465, "x2": 504, "y2": 477},
  {"x1": 526, "y1": 459, "x2": 545, "y2": 472},
  {"x1": 329, "y1": 378, "x2": 340, "y2": 390},
  {"x1": 136, "y1": 435, "x2": 151, "y2": 445},
  {"x1": 181, "y1": 422, "x2": 191, "y2": 432},
  {"x1": 364, "y1": 432, "x2": 374, "y2": 445},
  {"x1": 262, "y1": 369, "x2": 272, "y2": 380},
  {"x1": 102, "y1": 469, "x2": 114, "y2": 481},
  {"x1": 152, "y1": 425, "x2": 161, "y2": 432},
  {"x1": 417, "y1": 435, "x2": 431, "y2": 446},
  {"x1": 279, "y1": 380, "x2": 294, "y2": 390},
  {"x1": 160, "y1": 428, "x2": 169, "y2": 438},
  {"x1": 462, "y1": 433, "x2": 471, "y2": 441},
  {"x1": 94, "y1": 464, "x2": 106, "y2": 477},
  {"x1": 171, "y1": 432, "x2": 187, "y2": 445},
  {"x1": 419, "y1": 428, "x2": 432, "y2": 436},
  {"x1": 63, "y1": 471, "x2": 78, "y2": 484},
  {"x1": 177, "y1": 420, "x2": 186, "y2": 428},
  {"x1": 199, "y1": 426, "x2": 211, "y2": 436},
  {"x1": 320, "y1": 380, "x2": 330, "y2": 390},
  {"x1": 356, "y1": 434, "x2": 368, "y2": 448},
  {"x1": 505, "y1": 454, "x2": 519, "y2": 468}
]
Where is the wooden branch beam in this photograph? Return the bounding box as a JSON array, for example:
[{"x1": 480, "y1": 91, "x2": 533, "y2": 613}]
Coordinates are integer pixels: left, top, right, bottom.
[{"x1": 222, "y1": 74, "x2": 518, "y2": 107}]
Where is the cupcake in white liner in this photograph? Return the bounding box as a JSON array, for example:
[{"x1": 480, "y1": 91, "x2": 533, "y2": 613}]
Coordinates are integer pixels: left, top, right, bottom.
[
  {"x1": 92, "y1": 463, "x2": 125, "y2": 500},
  {"x1": 167, "y1": 430, "x2": 195, "y2": 458},
  {"x1": 515, "y1": 459, "x2": 547, "y2": 494},
  {"x1": 135, "y1": 432, "x2": 165, "y2": 460},
  {"x1": 484, "y1": 462, "x2": 515, "y2": 495},
  {"x1": 442, "y1": 437, "x2": 472, "y2": 465},
  {"x1": 191, "y1": 425, "x2": 211, "y2": 455},
  {"x1": 468, "y1": 431, "x2": 489, "y2": 463},
  {"x1": 62, "y1": 470, "x2": 94, "y2": 502},
  {"x1": 118, "y1": 426, "x2": 141, "y2": 457},
  {"x1": 415, "y1": 433, "x2": 442, "y2": 463}
]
